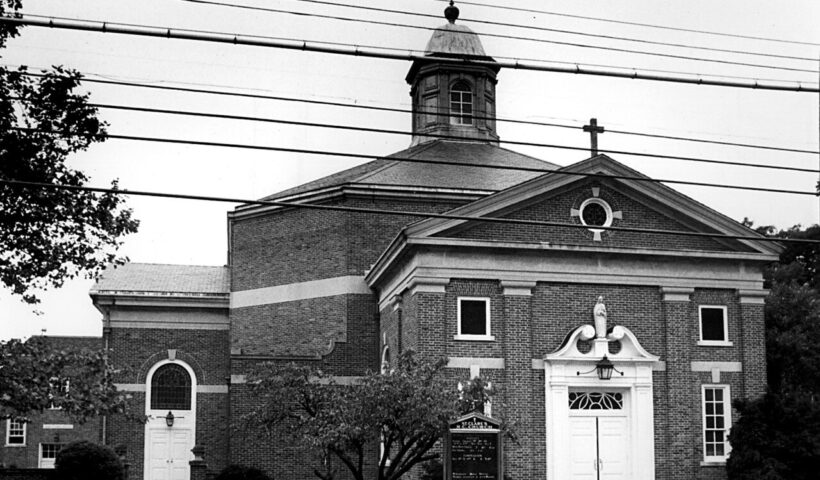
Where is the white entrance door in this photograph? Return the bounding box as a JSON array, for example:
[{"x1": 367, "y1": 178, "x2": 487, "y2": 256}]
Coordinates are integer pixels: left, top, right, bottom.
[
  {"x1": 147, "y1": 427, "x2": 192, "y2": 480},
  {"x1": 568, "y1": 416, "x2": 628, "y2": 480}
]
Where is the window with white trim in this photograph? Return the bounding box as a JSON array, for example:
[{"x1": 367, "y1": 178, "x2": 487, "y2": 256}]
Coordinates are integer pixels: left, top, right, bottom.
[
  {"x1": 150, "y1": 363, "x2": 192, "y2": 410},
  {"x1": 702, "y1": 385, "x2": 732, "y2": 462},
  {"x1": 39, "y1": 443, "x2": 63, "y2": 468},
  {"x1": 5, "y1": 419, "x2": 26, "y2": 446},
  {"x1": 450, "y1": 81, "x2": 473, "y2": 125},
  {"x1": 699, "y1": 306, "x2": 731, "y2": 346},
  {"x1": 455, "y1": 297, "x2": 494, "y2": 340}
]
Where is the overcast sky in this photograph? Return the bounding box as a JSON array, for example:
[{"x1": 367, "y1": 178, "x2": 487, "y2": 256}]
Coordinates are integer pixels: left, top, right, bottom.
[{"x1": 2, "y1": 0, "x2": 819, "y2": 340}]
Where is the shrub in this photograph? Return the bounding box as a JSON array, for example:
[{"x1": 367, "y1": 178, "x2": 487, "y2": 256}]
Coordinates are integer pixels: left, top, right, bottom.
[
  {"x1": 55, "y1": 441, "x2": 124, "y2": 480},
  {"x1": 214, "y1": 464, "x2": 273, "y2": 480}
]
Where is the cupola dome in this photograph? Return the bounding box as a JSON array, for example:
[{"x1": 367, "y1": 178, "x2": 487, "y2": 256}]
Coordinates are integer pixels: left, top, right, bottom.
[{"x1": 406, "y1": 2, "x2": 500, "y2": 147}]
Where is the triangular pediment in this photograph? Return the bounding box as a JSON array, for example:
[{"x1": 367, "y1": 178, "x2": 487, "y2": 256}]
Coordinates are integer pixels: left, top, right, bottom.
[{"x1": 404, "y1": 155, "x2": 781, "y2": 256}]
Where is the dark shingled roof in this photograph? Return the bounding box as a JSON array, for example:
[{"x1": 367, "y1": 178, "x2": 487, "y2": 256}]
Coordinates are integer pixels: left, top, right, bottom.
[
  {"x1": 39, "y1": 336, "x2": 102, "y2": 351},
  {"x1": 91, "y1": 263, "x2": 229, "y2": 295},
  {"x1": 261, "y1": 140, "x2": 560, "y2": 201}
]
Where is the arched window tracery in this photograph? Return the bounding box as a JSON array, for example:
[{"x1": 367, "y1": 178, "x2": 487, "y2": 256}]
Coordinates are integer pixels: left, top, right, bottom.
[{"x1": 150, "y1": 363, "x2": 192, "y2": 410}]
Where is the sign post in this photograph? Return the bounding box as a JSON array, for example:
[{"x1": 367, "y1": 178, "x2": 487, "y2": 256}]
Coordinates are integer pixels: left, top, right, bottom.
[{"x1": 445, "y1": 412, "x2": 503, "y2": 480}]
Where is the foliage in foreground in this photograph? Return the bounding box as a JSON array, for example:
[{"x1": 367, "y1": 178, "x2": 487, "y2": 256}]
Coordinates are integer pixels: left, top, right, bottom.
[
  {"x1": 0, "y1": 337, "x2": 129, "y2": 421},
  {"x1": 214, "y1": 464, "x2": 273, "y2": 480},
  {"x1": 54, "y1": 441, "x2": 124, "y2": 480},
  {"x1": 727, "y1": 223, "x2": 820, "y2": 479},
  {"x1": 0, "y1": 0, "x2": 138, "y2": 304},
  {"x1": 245, "y1": 351, "x2": 508, "y2": 480}
]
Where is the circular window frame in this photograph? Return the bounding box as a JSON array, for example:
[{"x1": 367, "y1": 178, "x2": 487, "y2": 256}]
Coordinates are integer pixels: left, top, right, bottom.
[{"x1": 578, "y1": 197, "x2": 613, "y2": 231}]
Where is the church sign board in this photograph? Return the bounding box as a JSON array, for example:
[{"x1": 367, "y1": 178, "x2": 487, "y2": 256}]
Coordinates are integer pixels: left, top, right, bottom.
[{"x1": 444, "y1": 412, "x2": 503, "y2": 480}]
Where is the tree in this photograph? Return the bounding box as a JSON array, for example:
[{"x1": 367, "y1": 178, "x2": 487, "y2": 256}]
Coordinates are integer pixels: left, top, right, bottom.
[
  {"x1": 55, "y1": 441, "x2": 125, "y2": 480},
  {"x1": 727, "y1": 223, "x2": 820, "y2": 479},
  {"x1": 0, "y1": 337, "x2": 129, "y2": 421},
  {"x1": 0, "y1": 0, "x2": 138, "y2": 304},
  {"x1": 244, "y1": 351, "x2": 509, "y2": 480}
]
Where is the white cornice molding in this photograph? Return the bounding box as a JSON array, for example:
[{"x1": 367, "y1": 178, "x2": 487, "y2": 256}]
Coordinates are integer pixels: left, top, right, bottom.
[
  {"x1": 661, "y1": 286, "x2": 695, "y2": 302},
  {"x1": 408, "y1": 276, "x2": 449, "y2": 295},
  {"x1": 374, "y1": 248, "x2": 766, "y2": 309},
  {"x1": 500, "y1": 280, "x2": 536, "y2": 296},
  {"x1": 230, "y1": 184, "x2": 488, "y2": 220},
  {"x1": 738, "y1": 289, "x2": 769, "y2": 305},
  {"x1": 231, "y1": 275, "x2": 372, "y2": 309},
  {"x1": 366, "y1": 236, "x2": 776, "y2": 293},
  {"x1": 92, "y1": 293, "x2": 229, "y2": 310}
]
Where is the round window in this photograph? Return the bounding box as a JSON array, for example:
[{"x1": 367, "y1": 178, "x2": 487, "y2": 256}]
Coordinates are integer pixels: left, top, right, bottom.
[{"x1": 579, "y1": 198, "x2": 613, "y2": 228}]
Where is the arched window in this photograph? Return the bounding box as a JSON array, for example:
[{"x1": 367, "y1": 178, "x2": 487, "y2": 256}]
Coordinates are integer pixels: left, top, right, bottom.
[
  {"x1": 450, "y1": 81, "x2": 473, "y2": 125},
  {"x1": 150, "y1": 363, "x2": 192, "y2": 410}
]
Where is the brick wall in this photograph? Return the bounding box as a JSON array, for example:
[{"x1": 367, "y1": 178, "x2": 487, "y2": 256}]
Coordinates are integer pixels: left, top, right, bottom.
[
  {"x1": 106, "y1": 325, "x2": 230, "y2": 480},
  {"x1": 0, "y1": 413, "x2": 102, "y2": 469},
  {"x1": 399, "y1": 279, "x2": 759, "y2": 480},
  {"x1": 442, "y1": 182, "x2": 747, "y2": 252}
]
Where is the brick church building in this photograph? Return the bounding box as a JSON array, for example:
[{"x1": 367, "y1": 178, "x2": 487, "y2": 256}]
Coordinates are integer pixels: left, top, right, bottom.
[{"x1": 87, "y1": 4, "x2": 778, "y2": 480}]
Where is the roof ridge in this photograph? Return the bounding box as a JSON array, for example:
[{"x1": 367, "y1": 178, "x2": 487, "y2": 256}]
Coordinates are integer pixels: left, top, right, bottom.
[{"x1": 117, "y1": 262, "x2": 227, "y2": 268}]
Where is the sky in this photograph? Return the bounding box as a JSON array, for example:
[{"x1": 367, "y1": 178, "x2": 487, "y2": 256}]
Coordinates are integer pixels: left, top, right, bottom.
[{"x1": 1, "y1": 0, "x2": 819, "y2": 340}]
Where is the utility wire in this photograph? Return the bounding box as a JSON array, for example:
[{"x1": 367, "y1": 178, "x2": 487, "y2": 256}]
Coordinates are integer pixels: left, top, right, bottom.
[
  {"x1": 4, "y1": 16, "x2": 816, "y2": 93},
  {"x1": 441, "y1": 0, "x2": 820, "y2": 48},
  {"x1": 183, "y1": 0, "x2": 818, "y2": 73},
  {"x1": 22, "y1": 72, "x2": 814, "y2": 155},
  {"x1": 13, "y1": 122, "x2": 820, "y2": 176},
  {"x1": 26, "y1": 9, "x2": 818, "y2": 79},
  {"x1": 2, "y1": 179, "x2": 812, "y2": 245}
]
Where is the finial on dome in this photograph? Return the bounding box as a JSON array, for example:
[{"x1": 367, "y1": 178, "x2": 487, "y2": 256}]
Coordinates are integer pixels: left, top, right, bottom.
[{"x1": 444, "y1": 1, "x2": 459, "y2": 24}]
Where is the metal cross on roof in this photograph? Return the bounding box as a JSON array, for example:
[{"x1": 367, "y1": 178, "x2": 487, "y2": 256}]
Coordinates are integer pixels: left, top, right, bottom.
[{"x1": 583, "y1": 118, "x2": 605, "y2": 156}]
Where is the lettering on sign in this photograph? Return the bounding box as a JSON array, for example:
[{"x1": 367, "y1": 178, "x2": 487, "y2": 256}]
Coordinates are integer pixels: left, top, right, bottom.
[
  {"x1": 451, "y1": 418, "x2": 495, "y2": 430},
  {"x1": 450, "y1": 432, "x2": 499, "y2": 480}
]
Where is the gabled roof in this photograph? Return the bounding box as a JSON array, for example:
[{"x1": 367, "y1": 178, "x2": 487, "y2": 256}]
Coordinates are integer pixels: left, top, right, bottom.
[
  {"x1": 366, "y1": 154, "x2": 782, "y2": 288},
  {"x1": 256, "y1": 140, "x2": 560, "y2": 202},
  {"x1": 402, "y1": 154, "x2": 781, "y2": 255},
  {"x1": 90, "y1": 263, "x2": 229, "y2": 296}
]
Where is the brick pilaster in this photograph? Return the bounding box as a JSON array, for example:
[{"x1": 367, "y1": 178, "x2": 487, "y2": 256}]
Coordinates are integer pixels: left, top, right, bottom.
[
  {"x1": 501, "y1": 280, "x2": 535, "y2": 479},
  {"x1": 661, "y1": 287, "x2": 696, "y2": 480},
  {"x1": 738, "y1": 290, "x2": 768, "y2": 399}
]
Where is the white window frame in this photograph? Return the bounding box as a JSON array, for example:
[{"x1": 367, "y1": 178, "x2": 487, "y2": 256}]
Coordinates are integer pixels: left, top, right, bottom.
[
  {"x1": 449, "y1": 81, "x2": 473, "y2": 126},
  {"x1": 455, "y1": 297, "x2": 494, "y2": 341},
  {"x1": 5, "y1": 419, "x2": 26, "y2": 446},
  {"x1": 701, "y1": 384, "x2": 732, "y2": 464},
  {"x1": 39, "y1": 443, "x2": 62, "y2": 468},
  {"x1": 698, "y1": 305, "x2": 732, "y2": 346}
]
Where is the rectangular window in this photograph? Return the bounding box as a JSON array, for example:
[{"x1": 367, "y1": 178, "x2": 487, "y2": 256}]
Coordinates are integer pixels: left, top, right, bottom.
[
  {"x1": 702, "y1": 385, "x2": 732, "y2": 463},
  {"x1": 39, "y1": 443, "x2": 63, "y2": 469},
  {"x1": 698, "y1": 306, "x2": 731, "y2": 346},
  {"x1": 6, "y1": 419, "x2": 26, "y2": 446},
  {"x1": 455, "y1": 297, "x2": 494, "y2": 341}
]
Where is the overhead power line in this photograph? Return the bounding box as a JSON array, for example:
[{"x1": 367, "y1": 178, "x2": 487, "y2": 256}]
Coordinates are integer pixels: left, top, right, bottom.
[
  {"x1": 16, "y1": 71, "x2": 818, "y2": 155},
  {"x1": 2, "y1": 179, "x2": 813, "y2": 245},
  {"x1": 441, "y1": 0, "x2": 820, "y2": 48},
  {"x1": 14, "y1": 122, "x2": 820, "y2": 177},
  {"x1": 183, "y1": 0, "x2": 818, "y2": 73},
  {"x1": 3, "y1": 16, "x2": 817, "y2": 93}
]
